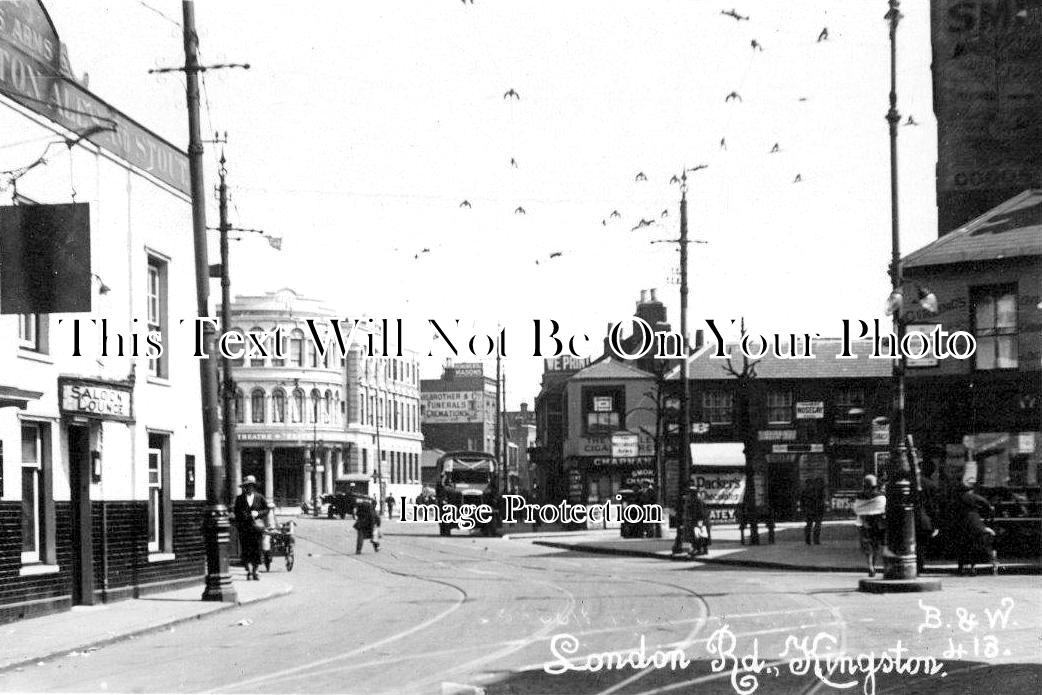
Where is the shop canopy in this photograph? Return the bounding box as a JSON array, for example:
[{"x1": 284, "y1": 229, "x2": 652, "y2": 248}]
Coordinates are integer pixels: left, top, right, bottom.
[
  {"x1": 690, "y1": 442, "x2": 745, "y2": 467},
  {"x1": 0, "y1": 385, "x2": 43, "y2": 409}
]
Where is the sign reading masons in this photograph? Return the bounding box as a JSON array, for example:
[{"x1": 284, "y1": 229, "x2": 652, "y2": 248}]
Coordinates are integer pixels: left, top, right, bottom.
[
  {"x1": 0, "y1": 1, "x2": 190, "y2": 193},
  {"x1": 58, "y1": 378, "x2": 133, "y2": 422}
]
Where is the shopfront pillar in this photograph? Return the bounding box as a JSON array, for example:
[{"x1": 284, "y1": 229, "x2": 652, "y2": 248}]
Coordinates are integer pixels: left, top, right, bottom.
[
  {"x1": 324, "y1": 448, "x2": 334, "y2": 493},
  {"x1": 303, "y1": 447, "x2": 312, "y2": 506},
  {"x1": 231, "y1": 447, "x2": 242, "y2": 495},
  {"x1": 264, "y1": 447, "x2": 274, "y2": 502}
]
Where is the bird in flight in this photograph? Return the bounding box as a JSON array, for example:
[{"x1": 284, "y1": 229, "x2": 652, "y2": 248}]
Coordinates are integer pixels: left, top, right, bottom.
[
  {"x1": 669, "y1": 174, "x2": 680, "y2": 184},
  {"x1": 459, "y1": 200, "x2": 471, "y2": 208},
  {"x1": 514, "y1": 206, "x2": 526, "y2": 215},
  {"x1": 817, "y1": 27, "x2": 829, "y2": 42},
  {"x1": 549, "y1": 252, "x2": 562, "y2": 259},
  {"x1": 635, "y1": 172, "x2": 647, "y2": 182},
  {"x1": 661, "y1": 209, "x2": 669, "y2": 218},
  {"x1": 510, "y1": 157, "x2": 518, "y2": 168},
  {"x1": 631, "y1": 218, "x2": 656, "y2": 231},
  {"x1": 770, "y1": 143, "x2": 780, "y2": 153},
  {"x1": 687, "y1": 164, "x2": 708, "y2": 173},
  {"x1": 720, "y1": 138, "x2": 727, "y2": 150},
  {"x1": 793, "y1": 174, "x2": 802, "y2": 183},
  {"x1": 725, "y1": 91, "x2": 742, "y2": 103},
  {"x1": 751, "y1": 39, "x2": 764, "y2": 51},
  {"x1": 904, "y1": 115, "x2": 919, "y2": 126},
  {"x1": 610, "y1": 210, "x2": 622, "y2": 219},
  {"x1": 798, "y1": 96, "x2": 809, "y2": 102},
  {"x1": 503, "y1": 88, "x2": 520, "y2": 100},
  {"x1": 721, "y1": 8, "x2": 749, "y2": 21},
  {"x1": 602, "y1": 219, "x2": 607, "y2": 226}
]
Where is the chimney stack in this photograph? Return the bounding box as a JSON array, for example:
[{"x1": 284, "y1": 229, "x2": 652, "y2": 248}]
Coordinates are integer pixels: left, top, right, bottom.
[{"x1": 650, "y1": 288, "x2": 657, "y2": 301}]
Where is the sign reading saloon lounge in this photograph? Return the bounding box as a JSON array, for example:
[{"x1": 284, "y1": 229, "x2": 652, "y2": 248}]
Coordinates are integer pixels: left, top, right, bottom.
[
  {"x1": 59, "y1": 378, "x2": 133, "y2": 422},
  {"x1": 0, "y1": 1, "x2": 190, "y2": 193}
]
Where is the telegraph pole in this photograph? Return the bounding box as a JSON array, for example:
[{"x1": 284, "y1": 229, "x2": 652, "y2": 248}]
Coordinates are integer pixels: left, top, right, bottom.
[
  {"x1": 217, "y1": 153, "x2": 237, "y2": 504},
  {"x1": 183, "y1": 0, "x2": 232, "y2": 603},
  {"x1": 151, "y1": 1, "x2": 249, "y2": 603},
  {"x1": 495, "y1": 352, "x2": 502, "y2": 461}
]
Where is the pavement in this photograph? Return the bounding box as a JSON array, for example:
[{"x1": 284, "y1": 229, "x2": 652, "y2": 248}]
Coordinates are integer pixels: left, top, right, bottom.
[
  {"x1": 521, "y1": 520, "x2": 1042, "y2": 574},
  {"x1": 0, "y1": 571, "x2": 292, "y2": 673}
]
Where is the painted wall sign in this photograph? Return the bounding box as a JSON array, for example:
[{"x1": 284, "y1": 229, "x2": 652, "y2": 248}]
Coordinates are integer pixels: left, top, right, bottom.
[
  {"x1": 0, "y1": 1, "x2": 190, "y2": 193},
  {"x1": 58, "y1": 378, "x2": 132, "y2": 421},
  {"x1": 758, "y1": 429, "x2": 797, "y2": 442},
  {"x1": 691, "y1": 470, "x2": 746, "y2": 506},
  {"x1": 420, "y1": 391, "x2": 483, "y2": 423},
  {"x1": 771, "y1": 443, "x2": 824, "y2": 454}
]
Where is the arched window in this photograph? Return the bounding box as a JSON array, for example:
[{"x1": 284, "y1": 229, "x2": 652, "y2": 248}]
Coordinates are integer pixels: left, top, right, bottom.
[
  {"x1": 324, "y1": 390, "x2": 332, "y2": 423},
  {"x1": 234, "y1": 389, "x2": 244, "y2": 423},
  {"x1": 271, "y1": 327, "x2": 286, "y2": 367},
  {"x1": 249, "y1": 327, "x2": 266, "y2": 367},
  {"x1": 272, "y1": 389, "x2": 286, "y2": 423},
  {"x1": 251, "y1": 389, "x2": 265, "y2": 423},
  {"x1": 290, "y1": 329, "x2": 305, "y2": 367},
  {"x1": 231, "y1": 330, "x2": 246, "y2": 367},
  {"x1": 291, "y1": 389, "x2": 304, "y2": 423},
  {"x1": 310, "y1": 389, "x2": 321, "y2": 423}
]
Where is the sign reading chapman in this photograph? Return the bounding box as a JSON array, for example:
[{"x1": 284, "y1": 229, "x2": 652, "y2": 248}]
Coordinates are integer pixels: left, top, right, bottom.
[
  {"x1": 931, "y1": 0, "x2": 1042, "y2": 231},
  {"x1": 58, "y1": 377, "x2": 133, "y2": 422},
  {"x1": 0, "y1": 1, "x2": 189, "y2": 193}
]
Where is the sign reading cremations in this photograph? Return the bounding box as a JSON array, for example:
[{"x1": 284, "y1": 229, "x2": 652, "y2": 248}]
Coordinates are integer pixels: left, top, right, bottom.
[
  {"x1": 59, "y1": 378, "x2": 132, "y2": 421},
  {"x1": 421, "y1": 391, "x2": 482, "y2": 423}
]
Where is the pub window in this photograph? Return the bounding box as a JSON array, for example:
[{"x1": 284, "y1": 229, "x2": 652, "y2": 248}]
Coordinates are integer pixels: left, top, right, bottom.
[
  {"x1": 836, "y1": 458, "x2": 863, "y2": 491},
  {"x1": 272, "y1": 389, "x2": 287, "y2": 423},
  {"x1": 271, "y1": 327, "x2": 286, "y2": 367},
  {"x1": 972, "y1": 285, "x2": 1018, "y2": 370},
  {"x1": 251, "y1": 389, "x2": 266, "y2": 423},
  {"x1": 702, "y1": 391, "x2": 734, "y2": 425},
  {"x1": 17, "y1": 314, "x2": 48, "y2": 353},
  {"x1": 766, "y1": 390, "x2": 794, "y2": 424},
  {"x1": 21, "y1": 423, "x2": 45, "y2": 563},
  {"x1": 234, "y1": 389, "x2": 245, "y2": 424},
  {"x1": 362, "y1": 448, "x2": 368, "y2": 475},
  {"x1": 146, "y1": 256, "x2": 169, "y2": 378}
]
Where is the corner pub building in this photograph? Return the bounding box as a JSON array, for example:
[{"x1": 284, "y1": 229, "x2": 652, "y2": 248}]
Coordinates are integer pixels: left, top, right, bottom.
[{"x1": 0, "y1": 2, "x2": 206, "y2": 622}]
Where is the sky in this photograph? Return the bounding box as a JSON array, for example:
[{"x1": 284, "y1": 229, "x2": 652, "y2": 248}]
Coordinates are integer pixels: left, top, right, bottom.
[{"x1": 43, "y1": 0, "x2": 941, "y2": 408}]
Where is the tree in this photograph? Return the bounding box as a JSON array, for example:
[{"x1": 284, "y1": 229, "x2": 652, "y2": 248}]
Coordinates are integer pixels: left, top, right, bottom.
[{"x1": 723, "y1": 319, "x2": 763, "y2": 544}]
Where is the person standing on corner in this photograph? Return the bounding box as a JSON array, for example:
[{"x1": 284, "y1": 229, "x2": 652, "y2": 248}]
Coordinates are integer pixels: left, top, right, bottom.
[
  {"x1": 852, "y1": 474, "x2": 887, "y2": 577},
  {"x1": 385, "y1": 494, "x2": 396, "y2": 519},
  {"x1": 233, "y1": 475, "x2": 268, "y2": 581},
  {"x1": 800, "y1": 478, "x2": 826, "y2": 545},
  {"x1": 353, "y1": 498, "x2": 381, "y2": 554}
]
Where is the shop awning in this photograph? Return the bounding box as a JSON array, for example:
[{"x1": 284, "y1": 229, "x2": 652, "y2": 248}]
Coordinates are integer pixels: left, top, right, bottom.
[
  {"x1": 0, "y1": 385, "x2": 43, "y2": 410},
  {"x1": 690, "y1": 442, "x2": 745, "y2": 467}
]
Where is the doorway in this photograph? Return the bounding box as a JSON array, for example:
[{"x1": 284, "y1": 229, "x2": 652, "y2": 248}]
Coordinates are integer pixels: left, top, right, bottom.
[
  {"x1": 272, "y1": 449, "x2": 303, "y2": 507},
  {"x1": 67, "y1": 424, "x2": 94, "y2": 606}
]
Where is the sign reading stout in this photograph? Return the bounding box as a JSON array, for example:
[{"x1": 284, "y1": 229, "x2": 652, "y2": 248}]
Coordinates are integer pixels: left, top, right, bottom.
[{"x1": 59, "y1": 378, "x2": 133, "y2": 422}]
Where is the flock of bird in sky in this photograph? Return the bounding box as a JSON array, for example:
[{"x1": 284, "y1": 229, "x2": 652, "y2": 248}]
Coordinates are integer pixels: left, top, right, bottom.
[{"x1": 439, "y1": 5, "x2": 923, "y2": 267}]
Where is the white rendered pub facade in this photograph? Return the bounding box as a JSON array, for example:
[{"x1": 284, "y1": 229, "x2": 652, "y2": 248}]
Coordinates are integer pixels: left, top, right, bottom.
[{"x1": 0, "y1": 2, "x2": 206, "y2": 622}]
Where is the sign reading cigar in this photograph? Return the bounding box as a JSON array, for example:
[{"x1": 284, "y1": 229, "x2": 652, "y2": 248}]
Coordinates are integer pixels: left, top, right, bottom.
[{"x1": 58, "y1": 378, "x2": 133, "y2": 422}]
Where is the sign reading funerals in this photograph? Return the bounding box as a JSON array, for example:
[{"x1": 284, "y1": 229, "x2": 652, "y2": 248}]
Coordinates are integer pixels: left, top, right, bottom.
[
  {"x1": 931, "y1": 1, "x2": 1042, "y2": 231},
  {"x1": 420, "y1": 391, "x2": 482, "y2": 423},
  {"x1": 0, "y1": 1, "x2": 190, "y2": 193},
  {"x1": 59, "y1": 378, "x2": 133, "y2": 422}
]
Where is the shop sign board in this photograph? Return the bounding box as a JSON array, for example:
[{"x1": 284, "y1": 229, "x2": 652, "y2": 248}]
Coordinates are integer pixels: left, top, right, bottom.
[
  {"x1": 58, "y1": 378, "x2": 132, "y2": 422},
  {"x1": 795, "y1": 401, "x2": 824, "y2": 419},
  {"x1": 611, "y1": 432, "x2": 639, "y2": 458},
  {"x1": 872, "y1": 417, "x2": 890, "y2": 446},
  {"x1": 758, "y1": 429, "x2": 796, "y2": 442},
  {"x1": 452, "y1": 362, "x2": 484, "y2": 378},
  {"x1": 543, "y1": 356, "x2": 590, "y2": 372},
  {"x1": 593, "y1": 396, "x2": 613, "y2": 412},
  {"x1": 771, "y1": 444, "x2": 823, "y2": 454},
  {"x1": 691, "y1": 470, "x2": 745, "y2": 506}
]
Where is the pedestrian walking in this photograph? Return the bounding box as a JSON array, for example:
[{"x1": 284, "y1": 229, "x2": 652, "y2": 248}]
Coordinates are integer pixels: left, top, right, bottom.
[
  {"x1": 233, "y1": 475, "x2": 269, "y2": 580},
  {"x1": 915, "y1": 458, "x2": 941, "y2": 573},
  {"x1": 950, "y1": 480, "x2": 997, "y2": 576},
  {"x1": 260, "y1": 502, "x2": 276, "y2": 572},
  {"x1": 685, "y1": 486, "x2": 711, "y2": 557},
  {"x1": 799, "y1": 478, "x2": 826, "y2": 545},
  {"x1": 852, "y1": 474, "x2": 886, "y2": 577},
  {"x1": 385, "y1": 494, "x2": 396, "y2": 519},
  {"x1": 353, "y1": 498, "x2": 381, "y2": 554},
  {"x1": 638, "y1": 480, "x2": 658, "y2": 538}
]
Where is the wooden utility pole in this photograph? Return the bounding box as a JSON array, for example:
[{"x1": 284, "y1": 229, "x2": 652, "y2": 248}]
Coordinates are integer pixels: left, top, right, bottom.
[{"x1": 217, "y1": 153, "x2": 237, "y2": 505}]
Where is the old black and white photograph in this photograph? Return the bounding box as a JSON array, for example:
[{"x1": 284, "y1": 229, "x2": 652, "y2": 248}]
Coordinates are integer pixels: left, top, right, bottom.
[{"x1": 0, "y1": 1, "x2": 1040, "y2": 693}]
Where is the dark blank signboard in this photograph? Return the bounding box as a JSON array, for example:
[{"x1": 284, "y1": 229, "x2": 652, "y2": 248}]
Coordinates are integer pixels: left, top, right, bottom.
[{"x1": 0, "y1": 203, "x2": 91, "y2": 314}]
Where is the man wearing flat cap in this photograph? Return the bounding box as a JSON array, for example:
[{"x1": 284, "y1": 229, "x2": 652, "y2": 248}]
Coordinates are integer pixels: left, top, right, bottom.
[{"x1": 234, "y1": 475, "x2": 269, "y2": 580}]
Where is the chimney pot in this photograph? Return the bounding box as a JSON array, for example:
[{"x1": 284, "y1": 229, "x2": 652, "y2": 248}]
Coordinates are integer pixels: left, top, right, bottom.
[
  {"x1": 650, "y1": 288, "x2": 657, "y2": 302},
  {"x1": 640, "y1": 289, "x2": 648, "y2": 303}
]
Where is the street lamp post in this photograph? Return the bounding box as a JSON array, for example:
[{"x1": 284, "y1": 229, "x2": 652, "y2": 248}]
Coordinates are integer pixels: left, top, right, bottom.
[{"x1": 860, "y1": 0, "x2": 941, "y2": 593}]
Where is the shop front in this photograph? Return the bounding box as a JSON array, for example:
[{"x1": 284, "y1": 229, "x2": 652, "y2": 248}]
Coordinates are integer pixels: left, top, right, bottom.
[
  {"x1": 690, "y1": 443, "x2": 746, "y2": 524},
  {"x1": 563, "y1": 454, "x2": 656, "y2": 528}
]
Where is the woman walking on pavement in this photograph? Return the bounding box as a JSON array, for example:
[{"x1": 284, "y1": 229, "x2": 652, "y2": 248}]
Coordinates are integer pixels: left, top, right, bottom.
[
  {"x1": 950, "y1": 479, "x2": 997, "y2": 576},
  {"x1": 853, "y1": 474, "x2": 886, "y2": 577},
  {"x1": 800, "y1": 478, "x2": 827, "y2": 545},
  {"x1": 233, "y1": 475, "x2": 269, "y2": 580},
  {"x1": 353, "y1": 498, "x2": 381, "y2": 554}
]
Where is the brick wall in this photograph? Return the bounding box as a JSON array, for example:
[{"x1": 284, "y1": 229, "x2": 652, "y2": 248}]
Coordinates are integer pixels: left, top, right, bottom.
[{"x1": 0, "y1": 500, "x2": 207, "y2": 625}]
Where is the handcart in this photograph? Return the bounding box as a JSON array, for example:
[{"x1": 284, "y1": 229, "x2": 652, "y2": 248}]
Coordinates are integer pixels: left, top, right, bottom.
[{"x1": 262, "y1": 510, "x2": 296, "y2": 572}]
